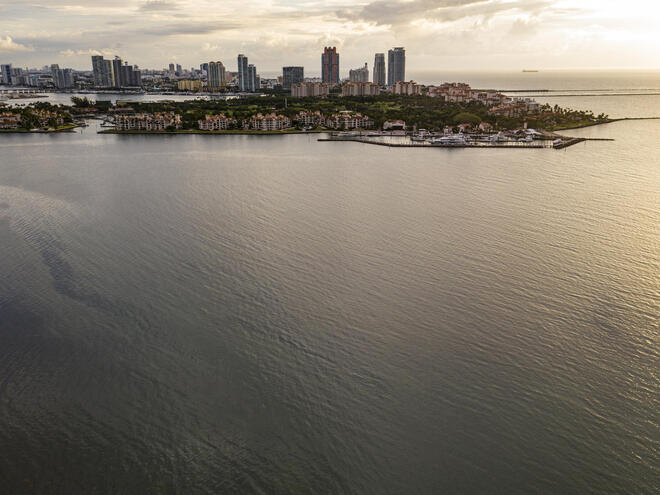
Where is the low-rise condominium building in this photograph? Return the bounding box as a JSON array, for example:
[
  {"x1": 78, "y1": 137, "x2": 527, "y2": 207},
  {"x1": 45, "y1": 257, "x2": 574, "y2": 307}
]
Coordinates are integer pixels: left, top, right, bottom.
[
  {"x1": 341, "y1": 82, "x2": 380, "y2": 97},
  {"x1": 198, "y1": 114, "x2": 236, "y2": 130},
  {"x1": 244, "y1": 113, "x2": 292, "y2": 131},
  {"x1": 115, "y1": 113, "x2": 182, "y2": 131},
  {"x1": 291, "y1": 82, "x2": 330, "y2": 98}
]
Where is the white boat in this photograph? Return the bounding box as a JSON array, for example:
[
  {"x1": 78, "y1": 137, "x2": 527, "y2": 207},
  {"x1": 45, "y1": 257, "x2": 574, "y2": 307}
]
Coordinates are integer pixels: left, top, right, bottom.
[
  {"x1": 411, "y1": 129, "x2": 430, "y2": 141},
  {"x1": 430, "y1": 133, "x2": 468, "y2": 147},
  {"x1": 489, "y1": 132, "x2": 508, "y2": 143}
]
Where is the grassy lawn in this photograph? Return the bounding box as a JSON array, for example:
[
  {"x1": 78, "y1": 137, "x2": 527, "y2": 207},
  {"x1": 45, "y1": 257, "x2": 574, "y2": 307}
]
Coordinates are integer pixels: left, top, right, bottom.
[{"x1": 551, "y1": 119, "x2": 613, "y2": 131}]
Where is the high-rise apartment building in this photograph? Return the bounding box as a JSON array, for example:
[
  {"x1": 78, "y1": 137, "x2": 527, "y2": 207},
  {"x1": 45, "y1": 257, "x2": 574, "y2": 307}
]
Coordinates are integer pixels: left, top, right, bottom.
[
  {"x1": 321, "y1": 47, "x2": 339, "y2": 85},
  {"x1": 373, "y1": 53, "x2": 385, "y2": 86},
  {"x1": 387, "y1": 47, "x2": 405, "y2": 86},
  {"x1": 120, "y1": 62, "x2": 141, "y2": 87},
  {"x1": 237, "y1": 54, "x2": 249, "y2": 91},
  {"x1": 349, "y1": 63, "x2": 369, "y2": 83},
  {"x1": 91, "y1": 56, "x2": 113, "y2": 87},
  {"x1": 7, "y1": 67, "x2": 25, "y2": 86},
  {"x1": 247, "y1": 64, "x2": 259, "y2": 92},
  {"x1": 51, "y1": 64, "x2": 74, "y2": 89},
  {"x1": 1, "y1": 64, "x2": 12, "y2": 85},
  {"x1": 208, "y1": 61, "x2": 226, "y2": 89},
  {"x1": 91, "y1": 55, "x2": 139, "y2": 88},
  {"x1": 111, "y1": 57, "x2": 124, "y2": 87},
  {"x1": 282, "y1": 66, "x2": 304, "y2": 89}
]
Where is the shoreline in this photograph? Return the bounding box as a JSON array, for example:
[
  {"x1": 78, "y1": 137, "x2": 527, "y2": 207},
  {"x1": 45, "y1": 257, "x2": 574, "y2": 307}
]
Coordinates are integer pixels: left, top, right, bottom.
[
  {"x1": 2, "y1": 117, "x2": 656, "y2": 137},
  {"x1": 0, "y1": 124, "x2": 79, "y2": 134},
  {"x1": 553, "y1": 116, "x2": 660, "y2": 131},
  {"x1": 98, "y1": 129, "x2": 328, "y2": 136}
]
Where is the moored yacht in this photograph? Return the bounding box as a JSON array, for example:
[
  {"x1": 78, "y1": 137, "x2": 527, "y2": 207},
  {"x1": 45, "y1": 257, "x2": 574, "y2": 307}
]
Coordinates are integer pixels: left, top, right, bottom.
[{"x1": 430, "y1": 133, "x2": 468, "y2": 147}]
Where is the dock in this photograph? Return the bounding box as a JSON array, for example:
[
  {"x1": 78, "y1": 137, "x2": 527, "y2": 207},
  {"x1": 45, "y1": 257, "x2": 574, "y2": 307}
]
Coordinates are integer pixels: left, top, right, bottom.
[
  {"x1": 319, "y1": 137, "x2": 548, "y2": 149},
  {"x1": 320, "y1": 134, "x2": 615, "y2": 150}
]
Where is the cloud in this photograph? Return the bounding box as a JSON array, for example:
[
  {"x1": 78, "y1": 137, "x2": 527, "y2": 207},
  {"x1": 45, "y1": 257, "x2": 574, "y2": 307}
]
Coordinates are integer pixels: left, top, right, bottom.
[
  {"x1": 138, "y1": 0, "x2": 181, "y2": 11},
  {"x1": 336, "y1": 0, "x2": 552, "y2": 26},
  {"x1": 140, "y1": 21, "x2": 239, "y2": 36},
  {"x1": 0, "y1": 36, "x2": 34, "y2": 52},
  {"x1": 60, "y1": 48, "x2": 114, "y2": 57},
  {"x1": 1, "y1": 0, "x2": 658, "y2": 71},
  {"x1": 202, "y1": 42, "x2": 220, "y2": 52}
]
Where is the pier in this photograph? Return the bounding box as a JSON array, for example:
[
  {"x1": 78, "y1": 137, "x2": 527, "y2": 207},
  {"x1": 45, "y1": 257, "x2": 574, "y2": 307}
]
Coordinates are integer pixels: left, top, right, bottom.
[
  {"x1": 319, "y1": 134, "x2": 615, "y2": 150},
  {"x1": 319, "y1": 137, "x2": 550, "y2": 149}
]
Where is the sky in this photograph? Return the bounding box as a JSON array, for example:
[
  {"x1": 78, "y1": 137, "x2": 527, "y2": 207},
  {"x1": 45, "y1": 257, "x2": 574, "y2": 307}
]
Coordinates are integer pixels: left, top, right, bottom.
[{"x1": 0, "y1": 0, "x2": 659, "y2": 75}]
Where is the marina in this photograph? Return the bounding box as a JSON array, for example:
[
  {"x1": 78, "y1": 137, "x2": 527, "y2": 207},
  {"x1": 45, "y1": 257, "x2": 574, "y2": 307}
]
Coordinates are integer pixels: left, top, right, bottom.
[{"x1": 318, "y1": 131, "x2": 612, "y2": 149}]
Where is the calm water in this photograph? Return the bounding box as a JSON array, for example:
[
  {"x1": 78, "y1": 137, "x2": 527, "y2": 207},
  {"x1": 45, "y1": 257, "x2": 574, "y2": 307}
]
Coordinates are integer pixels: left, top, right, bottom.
[
  {"x1": 7, "y1": 70, "x2": 660, "y2": 119},
  {"x1": 1, "y1": 104, "x2": 659, "y2": 492}
]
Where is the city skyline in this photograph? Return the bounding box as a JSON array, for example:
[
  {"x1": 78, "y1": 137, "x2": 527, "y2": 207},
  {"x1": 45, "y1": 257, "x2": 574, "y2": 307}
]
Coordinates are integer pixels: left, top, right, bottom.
[{"x1": 0, "y1": 1, "x2": 658, "y2": 71}]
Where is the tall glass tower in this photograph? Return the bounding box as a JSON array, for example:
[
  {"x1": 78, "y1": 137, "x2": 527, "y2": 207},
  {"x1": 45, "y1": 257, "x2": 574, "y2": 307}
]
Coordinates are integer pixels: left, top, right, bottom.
[
  {"x1": 237, "y1": 54, "x2": 249, "y2": 92},
  {"x1": 373, "y1": 53, "x2": 386, "y2": 86},
  {"x1": 387, "y1": 47, "x2": 405, "y2": 86}
]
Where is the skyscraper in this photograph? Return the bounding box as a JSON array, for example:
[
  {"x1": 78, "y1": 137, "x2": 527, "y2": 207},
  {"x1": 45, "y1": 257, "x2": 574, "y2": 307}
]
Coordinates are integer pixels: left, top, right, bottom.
[
  {"x1": 373, "y1": 53, "x2": 385, "y2": 86},
  {"x1": 131, "y1": 65, "x2": 142, "y2": 87},
  {"x1": 111, "y1": 56, "x2": 124, "y2": 87},
  {"x1": 282, "y1": 66, "x2": 304, "y2": 90},
  {"x1": 120, "y1": 62, "x2": 141, "y2": 87},
  {"x1": 91, "y1": 55, "x2": 139, "y2": 88},
  {"x1": 247, "y1": 64, "x2": 258, "y2": 92},
  {"x1": 387, "y1": 47, "x2": 405, "y2": 86},
  {"x1": 321, "y1": 47, "x2": 339, "y2": 85},
  {"x1": 237, "y1": 54, "x2": 249, "y2": 92},
  {"x1": 349, "y1": 63, "x2": 369, "y2": 83},
  {"x1": 208, "y1": 61, "x2": 226, "y2": 89},
  {"x1": 91, "y1": 56, "x2": 114, "y2": 87},
  {"x1": 51, "y1": 64, "x2": 74, "y2": 89},
  {"x1": 1, "y1": 64, "x2": 13, "y2": 85}
]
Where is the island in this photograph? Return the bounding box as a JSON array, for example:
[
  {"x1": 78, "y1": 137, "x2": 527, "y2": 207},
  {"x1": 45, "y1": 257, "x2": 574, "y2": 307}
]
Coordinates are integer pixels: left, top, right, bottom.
[{"x1": 1, "y1": 83, "x2": 615, "y2": 148}]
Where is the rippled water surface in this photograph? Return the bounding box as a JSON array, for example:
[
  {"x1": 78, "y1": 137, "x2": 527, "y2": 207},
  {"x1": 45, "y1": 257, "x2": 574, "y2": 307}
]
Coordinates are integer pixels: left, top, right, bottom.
[{"x1": 0, "y1": 114, "x2": 658, "y2": 493}]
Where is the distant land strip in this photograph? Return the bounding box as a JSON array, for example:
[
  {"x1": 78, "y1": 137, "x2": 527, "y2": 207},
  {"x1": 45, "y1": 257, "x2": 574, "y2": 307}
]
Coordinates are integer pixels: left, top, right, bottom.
[
  {"x1": 501, "y1": 92, "x2": 660, "y2": 97},
  {"x1": 500, "y1": 88, "x2": 660, "y2": 93}
]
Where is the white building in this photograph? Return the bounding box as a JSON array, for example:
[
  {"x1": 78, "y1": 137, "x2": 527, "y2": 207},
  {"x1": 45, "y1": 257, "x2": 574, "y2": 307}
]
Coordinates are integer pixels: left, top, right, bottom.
[
  {"x1": 383, "y1": 120, "x2": 406, "y2": 131},
  {"x1": 244, "y1": 113, "x2": 292, "y2": 131},
  {"x1": 349, "y1": 63, "x2": 369, "y2": 83},
  {"x1": 341, "y1": 82, "x2": 380, "y2": 97},
  {"x1": 294, "y1": 111, "x2": 325, "y2": 127},
  {"x1": 115, "y1": 113, "x2": 182, "y2": 131},
  {"x1": 198, "y1": 114, "x2": 236, "y2": 130},
  {"x1": 324, "y1": 111, "x2": 373, "y2": 129},
  {"x1": 291, "y1": 82, "x2": 330, "y2": 98},
  {"x1": 392, "y1": 80, "x2": 421, "y2": 95}
]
